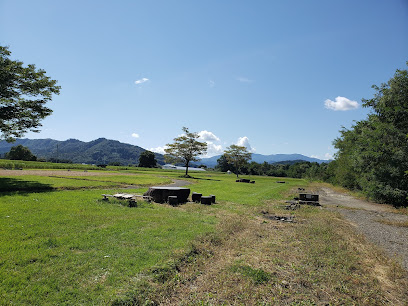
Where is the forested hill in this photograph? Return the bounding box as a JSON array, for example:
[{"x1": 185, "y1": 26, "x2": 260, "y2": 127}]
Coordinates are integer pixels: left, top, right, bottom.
[
  {"x1": 0, "y1": 138, "x2": 165, "y2": 166},
  {"x1": 199, "y1": 153, "x2": 326, "y2": 167}
]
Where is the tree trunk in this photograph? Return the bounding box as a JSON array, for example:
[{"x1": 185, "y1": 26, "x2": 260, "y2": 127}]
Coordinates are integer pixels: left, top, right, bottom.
[{"x1": 185, "y1": 160, "x2": 189, "y2": 177}]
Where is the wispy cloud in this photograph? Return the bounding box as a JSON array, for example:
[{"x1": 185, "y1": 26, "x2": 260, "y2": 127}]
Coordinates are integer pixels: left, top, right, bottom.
[
  {"x1": 134, "y1": 77, "x2": 149, "y2": 85},
  {"x1": 324, "y1": 96, "x2": 359, "y2": 111},
  {"x1": 131, "y1": 133, "x2": 140, "y2": 138},
  {"x1": 311, "y1": 153, "x2": 333, "y2": 160},
  {"x1": 149, "y1": 146, "x2": 167, "y2": 154},
  {"x1": 209, "y1": 80, "x2": 215, "y2": 88},
  {"x1": 236, "y1": 76, "x2": 254, "y2": 83},
  {"x1": 324, "y1": 153, "x2": 333, "y2": 160},
  {"x1": 236, "y1": 136, "x2": 256, "y2": 153}
]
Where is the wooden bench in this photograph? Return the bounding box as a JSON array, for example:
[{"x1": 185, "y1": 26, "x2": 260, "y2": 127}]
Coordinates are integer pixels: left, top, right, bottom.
[{"x1": 101, "y1": 193, "x2": 152, "y2": 206}]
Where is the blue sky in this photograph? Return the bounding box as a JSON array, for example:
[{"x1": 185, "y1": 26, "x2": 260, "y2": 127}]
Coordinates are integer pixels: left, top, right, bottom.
[{"x1": 1, "y1": 0, "x2": 407, "y2": 159}]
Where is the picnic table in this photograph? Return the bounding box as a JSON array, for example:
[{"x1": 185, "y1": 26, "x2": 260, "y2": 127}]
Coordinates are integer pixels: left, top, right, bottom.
[{"x1": 143, "y1": 186, "x2": 190, "y2": 203}]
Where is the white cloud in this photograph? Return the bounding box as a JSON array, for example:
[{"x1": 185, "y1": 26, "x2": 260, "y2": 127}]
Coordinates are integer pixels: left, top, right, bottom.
[
  {"x1": 324, "y1": 96, "x2": 359, "y2": 111},
  {"x1": 236, "y1": 76, "x2": 254, "y2": 83},
  {"x1": 149, "y1": 146, "x2": 167, "y2": 154},
  {"x1": 131, "y1": 133, "x2": 140, "y2": 138},
  {"x1": 134, "y1": 77, "x2": 149, "y2": 85},
  {"x1": 324, "y1": 153, "x2": 333, "y2": 160},
  {"x1": 198, "y1": 130, "x2": 220, "y2": 142},
  {"x1": 236, "y1": 136, "x2": 256, "y2": 153},
  {"x1": 204, "y1": 142, "x2": 223, "y2": 157},
  {"x1": 312, "y1": 153, "x2": 333, "y2": 160},
  {"x1": 197, "y1": 130, "x2": 223, "y2": 157},
  {"x1": 209, "y1": 80, "x2": 215, "y2": 88}
]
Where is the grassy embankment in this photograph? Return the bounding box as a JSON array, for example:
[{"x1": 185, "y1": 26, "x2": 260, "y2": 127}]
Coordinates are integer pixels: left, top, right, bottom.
[{"x1": 0, "y1": 162, "x2": 407, "y2": 304}]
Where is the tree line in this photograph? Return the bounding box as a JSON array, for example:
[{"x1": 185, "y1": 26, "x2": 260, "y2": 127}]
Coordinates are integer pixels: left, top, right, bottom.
[
  {"x1": 216, "y1": 157, "x2": 331, "y2": 181},
  {"x1": 329, "y1": 64, "x2": 408, "y2": 207},
  {"x1": 216, "y1": 63, "x2": 408, "y2": 207},
  {"x1": 1, "y1": 44, "x2": 407, "y2": 206}
]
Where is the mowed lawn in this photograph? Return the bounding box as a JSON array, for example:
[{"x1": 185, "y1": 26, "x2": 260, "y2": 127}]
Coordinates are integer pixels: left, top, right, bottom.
[{"x1": 0, "y1": 169, "x2": 302, "y2": 304}]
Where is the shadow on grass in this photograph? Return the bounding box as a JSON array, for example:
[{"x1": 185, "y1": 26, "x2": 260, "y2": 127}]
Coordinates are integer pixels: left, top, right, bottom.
[
  {"x1": 179, "y1": 175, "x2": 221, "y2": 182},
  {"x1": 0, "y1": 177, "x2": 53, "y2": 196}
]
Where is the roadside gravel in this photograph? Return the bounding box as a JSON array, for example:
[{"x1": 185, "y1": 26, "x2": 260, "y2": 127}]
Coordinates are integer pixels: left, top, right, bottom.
[{"x1": 319, "y1": 187, "x2": 408, "y2": 270}]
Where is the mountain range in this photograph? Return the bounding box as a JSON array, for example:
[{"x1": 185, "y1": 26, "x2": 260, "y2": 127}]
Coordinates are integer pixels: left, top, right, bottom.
[
  {"x1": 199, "y1": 153, "x2": 327, "y2": 167},
  {"x1": 0, "y1": 138, "x2": 164, "y2": 166},
  {"x1": 0, "y1": 138, "x2": 328, "y2": 166}
]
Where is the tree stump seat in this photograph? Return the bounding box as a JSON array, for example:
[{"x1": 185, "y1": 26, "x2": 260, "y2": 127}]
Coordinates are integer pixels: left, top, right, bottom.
[
  {"x1": 201, "y1": 196, "x2": 212, "y2": 205},
  {"x1": 236, "y1": 179, "x2": 251, "y2": 183},
  {"x1": 192, "y1": 192, "x2": 202, "y2": 202}
]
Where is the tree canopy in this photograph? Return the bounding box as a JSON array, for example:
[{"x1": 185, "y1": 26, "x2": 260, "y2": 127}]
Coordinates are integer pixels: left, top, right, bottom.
[
  {"x1": 331, "y1": 63, "x2": 408, "y2": 206},
  {"x1": 138, "y1": 150, "x2": 157, "y2": 168},
  {"x1": 0, "y1": 45, "x2": 60, "y2": 142},
  {"x1": 223, "y1": 144, "x2": 252, "y2": 178},
  {"x1": 5, "y1": 144, "x2": 37, "y2": 161},
  {"x1": 164, "y1": 127, "x2": 207, "y2": 177}
]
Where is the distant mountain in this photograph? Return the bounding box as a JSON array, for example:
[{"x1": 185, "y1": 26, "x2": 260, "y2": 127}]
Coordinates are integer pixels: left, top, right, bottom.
[
  {"x1": 199, "y1": 153, "x2": 328, "y2": 167},
  {"x1": 0, "y1": 138, "x2": 329, "y2": 167},
  {"x1": 0, "y1": 138, "x2": 165, "y2": 166}
]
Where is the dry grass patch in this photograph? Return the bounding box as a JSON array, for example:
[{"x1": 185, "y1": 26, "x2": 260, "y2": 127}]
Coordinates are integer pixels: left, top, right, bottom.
[
  {"x1": 376, "y1": 219, "x2": 408, "y2": 228},
  {"x1": 127, "y1": 204, "x2": 408, "y2": 305}
]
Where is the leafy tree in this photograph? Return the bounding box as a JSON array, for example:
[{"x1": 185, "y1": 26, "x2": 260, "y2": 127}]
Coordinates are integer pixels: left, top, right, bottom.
[
  {"x1": 138, "y1": 150, "x2": 157, "y2": 168},
  {"x1": 332, "y1": 63, "x2": 408, "y2": 206},
  {"x1": 0, "y1": 45, "x2": 60, "y2": 142},
  {"x1": 224, "y1": 144, "x2": 252, "y2": 178},
  {"x1": 216, "y1": 154, "x2": 235, "y2": 173},
  {"x1": 5, "y1": 144, "x2": 37, "y2": 161},
  {"x1": 164, "y1": 127, "x2": 207, "y2": 177}
]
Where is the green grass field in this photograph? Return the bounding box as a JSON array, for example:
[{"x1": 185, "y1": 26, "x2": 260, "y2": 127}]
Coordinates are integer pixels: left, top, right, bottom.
[{"x1": 1, "y1": 164, "x2": 407, "y2": 304}]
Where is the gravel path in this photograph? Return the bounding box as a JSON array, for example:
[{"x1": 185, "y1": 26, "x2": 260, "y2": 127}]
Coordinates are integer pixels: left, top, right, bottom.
[
  {"x1": 159, "y1": 179, "x2": 192, "y2": 187},
  {"x1": 319, "y1": 187, "x2": 408, "y2": 270}
]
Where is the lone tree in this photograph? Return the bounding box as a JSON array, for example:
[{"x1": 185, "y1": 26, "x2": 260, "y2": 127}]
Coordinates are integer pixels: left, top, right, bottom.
[
  {"x1": 0, "y1": 45, "x2": 60, "y2": 142},
  {"x1": 5, "y1": 144, "x2": 37, "y2": 161},
  {"x1": 164, "y1": 127, "x2": 207, "y2": 177},
  {"x1": 224, "y1": 144, "x2": 252, "y2": 178},
  {"x1": 138, "y1": 150, "x2": 157, "y2": 168}
]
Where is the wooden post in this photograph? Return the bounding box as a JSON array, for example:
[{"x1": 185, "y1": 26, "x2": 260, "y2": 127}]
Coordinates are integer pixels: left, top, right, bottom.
[
  {"x1": 201, "y1": 196, "x2": 212, "y2": 205},
  {"x1": 192, "y1": 192, "x2": 202, "y2": 203}
]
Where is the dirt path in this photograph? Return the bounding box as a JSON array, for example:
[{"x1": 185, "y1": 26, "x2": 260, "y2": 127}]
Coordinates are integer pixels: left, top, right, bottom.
[
  {"x1": 160, "y1": 179, "x2": 192, "y2": 187},
  {"x1": 319, "y1": 187, "x2": 408, "y2": 270}
]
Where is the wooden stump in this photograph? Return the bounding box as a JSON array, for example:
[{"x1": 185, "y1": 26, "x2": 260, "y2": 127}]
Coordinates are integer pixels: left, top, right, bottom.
[
  {"x1": 201, "y1": 196, "x2": 212, "y2": 205},
  {"x1": 299, "y1": 193, "x2": 319, "y2": 202},
  {"x1": 236, "y1": 179, "x2": 250, "y2": 183},
  {"x1": 192, "y1": 192, "x2": 202, "y2": 203},
  {"x1": 168, "y1": 196, "x2": 178, "y2": 206}
]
